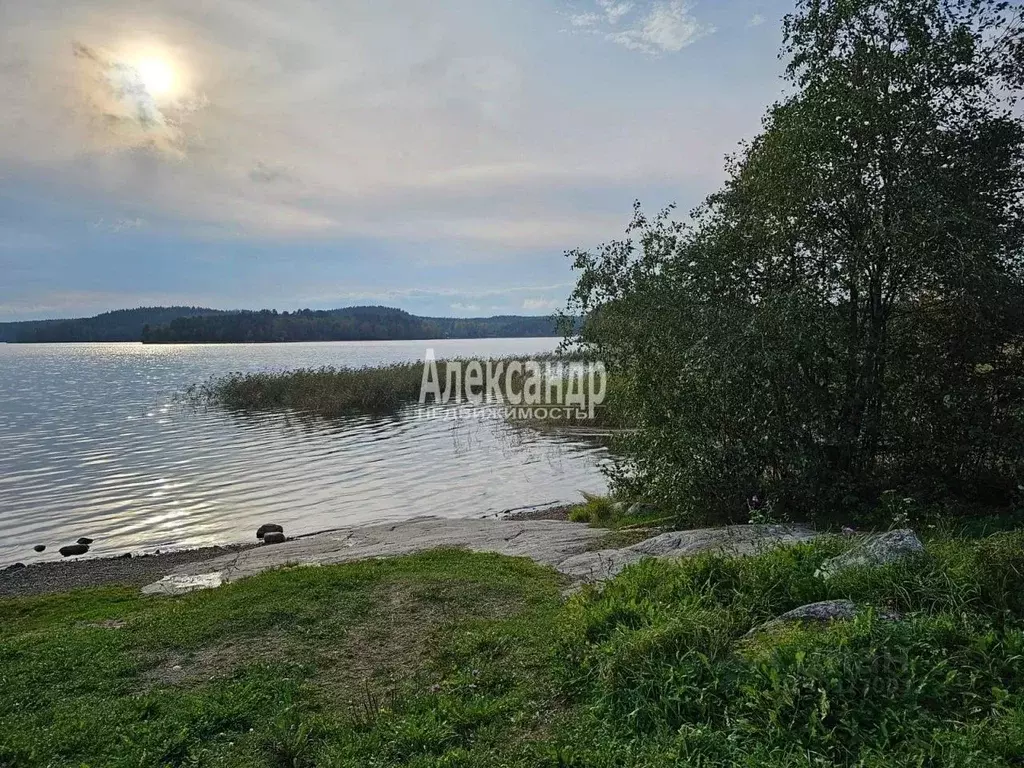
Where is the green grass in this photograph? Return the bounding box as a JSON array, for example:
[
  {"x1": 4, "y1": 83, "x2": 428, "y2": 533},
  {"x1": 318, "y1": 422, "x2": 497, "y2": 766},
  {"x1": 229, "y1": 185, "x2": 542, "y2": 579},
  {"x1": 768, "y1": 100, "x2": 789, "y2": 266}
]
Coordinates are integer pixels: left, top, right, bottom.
[
  {"x1": 568, "y1": 492, "x2": 668, "y2": 531},
  {"x1": 0, "y1": 551, "x2": 564, "y2": 767},
  {"x1": 4, "y1": 534, "x2": 1024, "y2": 766}
]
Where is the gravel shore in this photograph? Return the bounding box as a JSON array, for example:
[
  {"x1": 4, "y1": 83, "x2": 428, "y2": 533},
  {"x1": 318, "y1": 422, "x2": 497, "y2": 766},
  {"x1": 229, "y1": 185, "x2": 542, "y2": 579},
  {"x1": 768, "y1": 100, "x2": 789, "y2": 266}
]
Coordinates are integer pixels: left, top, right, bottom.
[{"x1": 0, "y1": 545, "x2": 255, "y2": 598}]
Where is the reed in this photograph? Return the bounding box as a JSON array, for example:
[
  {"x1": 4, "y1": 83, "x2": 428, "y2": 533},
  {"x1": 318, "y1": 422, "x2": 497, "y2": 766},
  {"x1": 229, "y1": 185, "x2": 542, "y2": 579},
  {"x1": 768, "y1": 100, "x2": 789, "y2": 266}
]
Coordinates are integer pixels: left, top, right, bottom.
[{"x1": 184, "y1": 363, "x2": 428, "y2": 417}]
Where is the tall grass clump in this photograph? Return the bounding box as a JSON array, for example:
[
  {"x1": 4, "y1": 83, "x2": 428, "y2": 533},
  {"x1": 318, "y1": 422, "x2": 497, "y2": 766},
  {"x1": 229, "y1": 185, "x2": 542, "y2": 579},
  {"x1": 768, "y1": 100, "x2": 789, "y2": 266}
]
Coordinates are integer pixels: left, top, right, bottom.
[
  {"x1": 185, "y1": 364, "x2": 428, "y2": 417},
  {"x1": 184, "y1": 354, "x2": 633, "y2": 427},
  {"x1": 552, "y1": 531, "x2": 1024, "y2": 766}
]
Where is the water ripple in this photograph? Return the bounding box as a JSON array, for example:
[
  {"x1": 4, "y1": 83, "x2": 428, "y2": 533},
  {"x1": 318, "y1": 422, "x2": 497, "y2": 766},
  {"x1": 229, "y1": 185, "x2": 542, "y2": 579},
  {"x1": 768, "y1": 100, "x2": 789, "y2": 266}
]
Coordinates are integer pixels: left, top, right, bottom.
[{"x1": 0, "y1": 340, "x2": 609, "y2": 563}]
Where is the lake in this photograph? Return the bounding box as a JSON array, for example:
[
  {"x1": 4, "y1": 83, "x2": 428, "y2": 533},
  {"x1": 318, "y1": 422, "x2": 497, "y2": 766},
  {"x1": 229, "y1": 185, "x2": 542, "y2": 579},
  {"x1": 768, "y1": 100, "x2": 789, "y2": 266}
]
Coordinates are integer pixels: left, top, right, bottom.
[{"x1": 0, "y1": 339, "x2": 610, "y2": 565}]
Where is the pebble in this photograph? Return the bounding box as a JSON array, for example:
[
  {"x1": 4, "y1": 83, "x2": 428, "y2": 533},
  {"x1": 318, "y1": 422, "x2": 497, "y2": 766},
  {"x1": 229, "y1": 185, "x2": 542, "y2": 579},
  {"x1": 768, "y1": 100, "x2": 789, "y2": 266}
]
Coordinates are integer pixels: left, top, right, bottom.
[
  {"x1": 77, "y1": 537, "x2": 94, "y2": 546},
  {"x1": 33, "y1": 545, "x2": 46, "y2": 553}
]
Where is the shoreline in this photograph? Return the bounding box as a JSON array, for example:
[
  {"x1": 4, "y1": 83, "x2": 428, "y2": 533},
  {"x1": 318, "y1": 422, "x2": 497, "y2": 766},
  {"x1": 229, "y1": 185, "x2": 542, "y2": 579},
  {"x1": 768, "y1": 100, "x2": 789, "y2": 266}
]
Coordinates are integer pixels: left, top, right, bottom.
[
  {"x1": 0, "y1": 506, "x2": 577, "y2": 599},
  {"x1": 0, "y1": 544, "x2": 257, "y2": 598}
]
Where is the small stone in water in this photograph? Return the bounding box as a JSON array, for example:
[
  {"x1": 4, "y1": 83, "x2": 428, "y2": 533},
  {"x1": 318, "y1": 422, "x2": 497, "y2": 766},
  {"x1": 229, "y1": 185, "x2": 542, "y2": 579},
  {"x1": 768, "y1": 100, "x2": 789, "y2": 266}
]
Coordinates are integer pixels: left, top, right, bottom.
[
  {"x1": 33, "y1": 545, "x2": 46, "y2": 553},
  {"x1": 77, "y1": 537, "x2": 94, "y2": 546},
  {"x1": 256, "y1": 524, "x2": 284, "y2": 540},
  {"x1": 59, "y1": 544, "x2": 90, "y2": 557}
]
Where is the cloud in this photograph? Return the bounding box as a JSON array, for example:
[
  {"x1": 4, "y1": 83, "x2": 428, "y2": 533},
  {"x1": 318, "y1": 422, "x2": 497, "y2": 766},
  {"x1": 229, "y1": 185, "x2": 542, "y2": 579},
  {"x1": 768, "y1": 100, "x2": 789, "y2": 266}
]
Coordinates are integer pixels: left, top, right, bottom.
[
  {"x1": 598, "y1": 0, "x2": 635, "y2": 24},
  {"x1": 748, "y1": 13, "x2": 766, "y2": 27},
  {"x1": 570, "y1": 12, "x2": 602, "y2": 27},
  {"x1": 607, "y1": 2, "x2": 714, "y2": 54},
  {"x1": 450, "y1": 302, "x2": 482, "y2": 312},
  {"x1": 324, "y1": 284, "x2": 575, "y2": 304},
  {"x1": 249, "y1": 161, "x2": 292, "y2": 184},
  {"x1": 0, "y1": 0, "x2": 775, "y2": 318},
  {"x1": 91, "y1": 217, "x2": 146, "y2": 232},
  {"x1": 522, "y1": 297, "x2": 564, "y2": 312},
  {"x1": 568, "y1": 1, "x2": 712, "y2": 54},
  {"x1": 0, "y1": 0, "x2": 737, "y2": 249},
  {"x1": 70, "y1": 41, "x2": 205, "y2": 156}
]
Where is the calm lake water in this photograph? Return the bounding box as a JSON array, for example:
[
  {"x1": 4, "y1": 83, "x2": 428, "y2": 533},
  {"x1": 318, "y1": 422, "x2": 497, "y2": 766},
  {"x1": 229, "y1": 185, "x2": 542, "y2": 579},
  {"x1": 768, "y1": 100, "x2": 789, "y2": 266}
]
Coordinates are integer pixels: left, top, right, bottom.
[{"x1": 0, "y1": 339, "x2": 610, "y2": 565}]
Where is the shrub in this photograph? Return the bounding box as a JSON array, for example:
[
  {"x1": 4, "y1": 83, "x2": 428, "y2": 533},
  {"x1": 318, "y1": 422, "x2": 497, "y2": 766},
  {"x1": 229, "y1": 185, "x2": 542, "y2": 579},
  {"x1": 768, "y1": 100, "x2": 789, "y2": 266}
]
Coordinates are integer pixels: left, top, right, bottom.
[{"x1": 565, "y1": 0, "x2": 1024, "y2": 526}]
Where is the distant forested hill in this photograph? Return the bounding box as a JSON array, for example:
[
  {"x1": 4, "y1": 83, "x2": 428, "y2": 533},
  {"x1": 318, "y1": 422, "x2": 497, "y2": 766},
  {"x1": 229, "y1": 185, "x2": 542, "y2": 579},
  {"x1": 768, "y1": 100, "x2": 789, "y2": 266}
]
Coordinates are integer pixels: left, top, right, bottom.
[
  {"x1": 141, "y1": 306, "x2": 565, "y2": 343},
  {"x1": 0, "y1": 305, "x2": 566, "y2": 343},
  {"x1": 0, "y1": 307, "x2": 225, "y2": 343}
]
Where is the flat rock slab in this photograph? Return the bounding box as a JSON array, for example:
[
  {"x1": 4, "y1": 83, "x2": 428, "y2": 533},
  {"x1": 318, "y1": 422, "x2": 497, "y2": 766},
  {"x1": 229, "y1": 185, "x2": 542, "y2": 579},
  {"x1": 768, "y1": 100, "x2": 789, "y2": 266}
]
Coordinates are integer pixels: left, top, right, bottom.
[
  {"x1": 141, "y1": 519, "x2": 822, "y2": 596},
  {"x1": 142, "y1": 517, "x2": 609, "y2": 596},
  {"x1": 558, "y1": 524, "x2": 820, "y2": 582}
]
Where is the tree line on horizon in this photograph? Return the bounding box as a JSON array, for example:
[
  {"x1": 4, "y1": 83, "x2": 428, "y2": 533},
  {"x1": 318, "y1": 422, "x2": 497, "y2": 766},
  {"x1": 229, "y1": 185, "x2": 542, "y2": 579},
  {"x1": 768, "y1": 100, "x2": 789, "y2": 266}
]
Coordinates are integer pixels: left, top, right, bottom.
[{"x1": 0, "y1": 305, "x2": 567, "y2": 343}]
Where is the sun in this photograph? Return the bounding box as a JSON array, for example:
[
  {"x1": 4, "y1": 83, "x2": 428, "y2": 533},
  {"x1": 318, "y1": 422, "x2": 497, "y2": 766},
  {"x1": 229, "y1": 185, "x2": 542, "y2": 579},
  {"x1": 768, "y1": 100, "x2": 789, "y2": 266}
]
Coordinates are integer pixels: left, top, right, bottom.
[{"x1": 134, "y1": 55, "x2": 176, "y2": 99}]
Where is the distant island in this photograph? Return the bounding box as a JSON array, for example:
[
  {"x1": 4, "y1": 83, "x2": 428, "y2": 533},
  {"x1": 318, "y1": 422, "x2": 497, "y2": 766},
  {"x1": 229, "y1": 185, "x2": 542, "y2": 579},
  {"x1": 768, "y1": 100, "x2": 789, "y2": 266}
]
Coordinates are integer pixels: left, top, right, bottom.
[
  {"x1": 0, "y1": 307, "x2": 226, "y2": 343},
  {"x1": 0, "y1": 305, "x2": 567, "y2": 344}
]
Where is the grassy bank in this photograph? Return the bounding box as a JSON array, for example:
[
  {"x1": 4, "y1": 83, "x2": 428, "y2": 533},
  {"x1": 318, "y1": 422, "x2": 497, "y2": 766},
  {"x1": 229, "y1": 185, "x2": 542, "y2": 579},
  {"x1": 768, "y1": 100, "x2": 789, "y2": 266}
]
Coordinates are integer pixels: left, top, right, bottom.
[{"x1": 4, "y1": 533, "x2": 1024, "y2": 766}]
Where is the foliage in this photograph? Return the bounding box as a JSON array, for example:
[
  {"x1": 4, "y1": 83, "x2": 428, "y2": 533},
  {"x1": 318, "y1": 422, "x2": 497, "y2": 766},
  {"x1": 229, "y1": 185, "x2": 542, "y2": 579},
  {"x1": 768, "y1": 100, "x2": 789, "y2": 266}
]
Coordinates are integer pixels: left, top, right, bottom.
[
  {"x1": 505, "y1": 372, "x2": 632, "y2": 430},
  {"x1": 568, "y1": 494, "x2": 619, "y2": 525},
  {"x1": 566, "y1": 0, "x2": 1024, "y2": 525},
  {"x1": 568, "y1": 492, "x2": 665, "y2": 530}
]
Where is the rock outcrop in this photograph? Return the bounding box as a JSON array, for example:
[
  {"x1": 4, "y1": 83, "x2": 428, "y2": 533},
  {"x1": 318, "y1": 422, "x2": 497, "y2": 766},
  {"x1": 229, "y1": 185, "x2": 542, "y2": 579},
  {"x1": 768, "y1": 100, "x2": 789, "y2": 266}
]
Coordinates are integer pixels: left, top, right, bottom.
[
  {"x1": 140, "y1": 517, "x2": 928, "y2": 600},
  {"x1": 816, "y1": 529, "x2": 924, "y2": 579},
  {"x1": 558, "y1": 525, "x2": 821, "y2": 582},
  {"x1": 745, "y1": 599, "x2": 901, "y2": 637}
]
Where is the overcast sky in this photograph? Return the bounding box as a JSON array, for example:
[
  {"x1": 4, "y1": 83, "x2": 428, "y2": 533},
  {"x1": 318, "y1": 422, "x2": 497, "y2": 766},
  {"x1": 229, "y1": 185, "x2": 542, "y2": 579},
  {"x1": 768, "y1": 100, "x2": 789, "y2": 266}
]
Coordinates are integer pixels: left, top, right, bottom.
[{"x1": 0, "y1": 0, "x2": 793, "y2": 320}]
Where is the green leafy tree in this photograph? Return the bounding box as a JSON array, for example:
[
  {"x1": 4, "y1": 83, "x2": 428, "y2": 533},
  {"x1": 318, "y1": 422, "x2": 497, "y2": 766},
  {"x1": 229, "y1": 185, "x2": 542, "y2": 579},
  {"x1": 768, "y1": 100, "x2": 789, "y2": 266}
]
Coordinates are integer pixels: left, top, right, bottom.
[{"x1": 568, "y1": 0, "x2": 1024, "y2": 524}]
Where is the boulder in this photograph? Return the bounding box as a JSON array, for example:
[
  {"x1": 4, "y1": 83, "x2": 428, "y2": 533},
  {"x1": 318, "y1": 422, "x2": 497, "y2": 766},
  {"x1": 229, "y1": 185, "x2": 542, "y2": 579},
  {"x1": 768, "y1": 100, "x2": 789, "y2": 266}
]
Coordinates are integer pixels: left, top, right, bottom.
[
  {"x1": 77, "y1": 537, "x2": 94, "y2": 546},
  {"x1": 816, "y1": 529, "x2": 924, "y2": 579},
  {"x1": 59, "y1": 544, "x2": 90, "y2": 557},
  {"x1": 558, "y1": 524, "x2": 821, "y2": 582},
  {"x1": 33, "y1": 545, "x2": 46, "y2": 553},
  {"x1": 746, "y1": 599, "x2": 900, "y2": 637},
  {"x1": 256, "y1": 524, "x2": 284, "y2": 540},
  {"x1": 263, "y1": 531, "x2": 287, "y2": 545}
]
